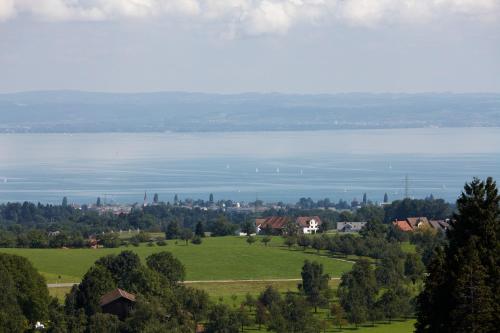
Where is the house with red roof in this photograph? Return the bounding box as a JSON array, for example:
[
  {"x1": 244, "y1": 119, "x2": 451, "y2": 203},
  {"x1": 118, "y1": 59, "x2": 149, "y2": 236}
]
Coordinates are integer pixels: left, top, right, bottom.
[{"x1": 255, "y1": 216, "x2": 322, "y2": 234}]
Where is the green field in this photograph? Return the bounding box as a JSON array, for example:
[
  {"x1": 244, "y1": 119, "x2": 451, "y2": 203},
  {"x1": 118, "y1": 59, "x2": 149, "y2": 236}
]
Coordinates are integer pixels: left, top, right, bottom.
[{"x1": 1, "y1": 236, "x2": 353, "y2": 283}]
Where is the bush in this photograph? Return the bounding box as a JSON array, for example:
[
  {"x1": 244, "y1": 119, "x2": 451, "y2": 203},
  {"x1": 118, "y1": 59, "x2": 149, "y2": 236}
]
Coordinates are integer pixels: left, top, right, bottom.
[
  {"x1": 191, "y1": 236, "x2": 202, "y2": 245},
  {"x1": 147, "y1": 242, "x2": 155, "y2": 247},
  {"x1": 156, "y1": 240, "x2": 167, "y2": 246}
]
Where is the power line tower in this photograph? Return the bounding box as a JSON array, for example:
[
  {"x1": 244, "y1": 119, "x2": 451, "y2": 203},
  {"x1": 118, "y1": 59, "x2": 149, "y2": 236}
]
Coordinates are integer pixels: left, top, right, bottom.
[{"x1": 404, "y1": 174, "x2": 410, "y2": 199}]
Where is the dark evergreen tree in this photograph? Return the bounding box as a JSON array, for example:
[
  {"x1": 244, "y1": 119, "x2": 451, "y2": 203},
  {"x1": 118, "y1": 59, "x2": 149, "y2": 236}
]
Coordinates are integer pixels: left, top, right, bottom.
[
  {"x1": 209, "y1": 193, "x2": 214, "y2": 203},
  {"x1": 384, "y1": 192, "x2": 389, "y2": 203},
  {"x1": 165, "y1": 220, "x2": 180, "y2": 239},
  {"x1": 153, "y1": 193, "x2": 159, "y2": 204},
  {"x1": 195, "y1": 221, "x2": 204, "y2": 237},
  {"x1": 96, "y1": 197, "x2": 101, "y2": 207},
  {"x1": 62, "y1": 196, "x2": 68, "y2": 207},
  {"x1": 416, "y1": 177, "x2": 500, "y2": 333},
  {"x1": 241, "y1": 220, "x2": 256, "y2": 236}
]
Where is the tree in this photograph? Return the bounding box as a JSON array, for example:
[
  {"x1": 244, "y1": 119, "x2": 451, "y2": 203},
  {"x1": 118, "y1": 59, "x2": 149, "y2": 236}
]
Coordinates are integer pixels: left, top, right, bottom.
[
  {"x1": 205, "y1": 304, "x2": 240, "y2": 333},
  {"x1": 359, "y1": 219, "x2": 387, "y2": 239},
  {"x1": 311, "y1": 236, "x2": 324, "y2": 253},
  {"x1": 448, "y1": 238, "x2": 494, "y2": 333},
  {"x1": 195, "y1": 221, "x2": 205, "y2": 237},
  {"x1": 87, "y1": 313, "x2": 121, "y2": 333},
  {"x1": 284, "y1": 236, "x2": 296, "y2": 249},
  {"x1": 299, "y1": 260, "x2": 330, "y2": 312},
  {"x1": 211, "y1": 216, "x2": 236, "y2": 236},
  {"x1": 261, "y1": 236, "x2": 271, "y2": 247},
  {"x1": 282, "y1": 220, "x2": 299, "y2": 236},
  {"x1": 267, "y1": 292, "x2": 319, "y2": 333},
  {"x1": 236, "y1": 306, "x2": 251, "y2": 333},
  {"x1": 375, "y1": 248, "x2": 405, "y2": 287},
  {"x1": 174, "y1": 194, "x2": 179, "y2": 205},
  {"x1": 241, "y1": 220, "x2": 256, "y2": 236},
  {"x1": 0, "y1": 253, "x2": 51, "y2": 324},
  {"x1": 363, "y1": 193, "x2": 367, "y2": 205},
  {"x1": 330, "y1": 303, "x2": 347, "y2": 329},
  {"x1": 71, "y1": 265, "x2": 116, "y2": 316},
  {"x1": 153, "y1": 193, "x2": 159, "y2": 204},
  {"x1": 246, "y1": 236, "x2": 256, "y2": 245},
  {"x1": 191, "y1": 235, "x2": 203, "y2": 245},
  {"x1": 209, "y1": 193, "x2": 214, "y2": 203},
  {"x1": 255, "y1": 303, "x2": 268, "y2": 330},
  {"x1": 258, "y1": 286, "x2": 281, "y2": 309},
  {"x1": 62, "y1": 196, "x2": 68, "y2": 207},
  {"x1": 0, "y1": 265, "x2": 30, "y2": 332},
  {"x1": 297, "y1": 234, "x2": 310, "y2": 250},
  {"x1": 96, "y1": 197, "x2": 101, "y2": 207},
  {"x1": 377, "y1": 285, "x2": 412, "y2": 322},
  {"x1": 165, "y1": 220, "x2": 180, "y2": 239},
  {"x1": 416, "y1": 177, "x2": 500, "y2": 333},
  {"x1": 404, "y1": 253, "x2": 425, "y2": 284},
  {"x1": 180, "y1": 228, "x2": 193, "y2": 245},
  {"x1": 183, "y1": 287, "x2": 210, "y2": 332},
  {"x1": 146, "y1": 251, "x2": 185, "y2": 285},
  {"x1": 338, "y1": 259, "x2": 378, "y2": 327},
  {"x1": 384, "y1": 192, "x2": 389, "y2": 203}
]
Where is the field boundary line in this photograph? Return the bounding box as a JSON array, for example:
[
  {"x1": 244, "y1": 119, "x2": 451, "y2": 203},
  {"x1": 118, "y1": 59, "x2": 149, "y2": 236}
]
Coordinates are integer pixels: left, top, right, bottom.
[{"x1": 48, "y1": 277, "x2": 341, "y2": 288}]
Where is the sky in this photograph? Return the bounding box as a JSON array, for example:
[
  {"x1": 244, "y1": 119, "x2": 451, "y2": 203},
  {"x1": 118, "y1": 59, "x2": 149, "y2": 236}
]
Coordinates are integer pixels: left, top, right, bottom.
[{"x1": 0, "y1": 0, "x2": 499, "y2": 93}]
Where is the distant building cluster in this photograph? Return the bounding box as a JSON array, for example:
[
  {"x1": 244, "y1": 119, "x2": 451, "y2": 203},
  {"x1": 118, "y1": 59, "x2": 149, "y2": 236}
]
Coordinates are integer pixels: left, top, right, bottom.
[{"x1": 393, "y1": 217, "x2": 450, "y2": 233}]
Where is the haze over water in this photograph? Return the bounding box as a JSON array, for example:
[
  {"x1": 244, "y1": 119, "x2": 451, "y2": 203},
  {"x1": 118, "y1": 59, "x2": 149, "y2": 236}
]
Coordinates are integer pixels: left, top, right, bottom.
[{"x1": 1, "y1": 128, "x2": 499, "y2": 204}]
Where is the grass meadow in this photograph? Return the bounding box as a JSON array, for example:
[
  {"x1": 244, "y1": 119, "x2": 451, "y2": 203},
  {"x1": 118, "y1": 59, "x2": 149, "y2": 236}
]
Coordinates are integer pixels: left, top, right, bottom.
[
  {"x1": 1, "y1": 236, "x2": 354, "y2": 283},
  {"x1": 35, "y1": 236, "x2": 415, "y2": 333}
]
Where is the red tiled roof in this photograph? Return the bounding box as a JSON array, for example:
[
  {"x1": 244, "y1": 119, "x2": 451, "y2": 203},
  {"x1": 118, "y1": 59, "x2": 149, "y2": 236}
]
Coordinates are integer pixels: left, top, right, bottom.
[
  {"x1": 429, "y1": 220, "x2": 450, "y2": 231},
  {"x1": 406, "y1": 217, "x2": 429, "y2": 228},
  {"x1": 296, "y1": 216, "x2": 322, "y2": 227},
  {"x1": 100, "y1": 288, "x2": 136, "y2": 307},
  {"x1": 258, "y1": 216, "x2": 290, "y2": 229},
  {"x1": 255, "y1": 218, "x2": 266, "y2": 227},
  {"x1": 393, "y1": 220, "x2": 413, "y2": 232}
]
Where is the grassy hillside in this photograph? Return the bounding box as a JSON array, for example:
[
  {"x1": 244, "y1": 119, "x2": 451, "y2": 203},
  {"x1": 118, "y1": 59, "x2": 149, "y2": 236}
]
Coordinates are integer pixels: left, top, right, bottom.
[{"x1": 1, "y1": 236, "x2": 353, "y2": 283}]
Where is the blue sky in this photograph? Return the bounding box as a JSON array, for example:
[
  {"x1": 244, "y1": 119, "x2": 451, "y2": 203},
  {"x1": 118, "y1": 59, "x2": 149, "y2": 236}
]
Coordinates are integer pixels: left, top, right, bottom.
[{"x1": 1, "y1": 0, "x2": 499, "y2": 93}]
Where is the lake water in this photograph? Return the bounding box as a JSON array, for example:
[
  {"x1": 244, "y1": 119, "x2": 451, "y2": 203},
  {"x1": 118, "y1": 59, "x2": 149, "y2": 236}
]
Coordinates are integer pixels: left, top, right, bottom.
[{"x1": 1, "y1": 128, "x2": 500, "y2": 204}]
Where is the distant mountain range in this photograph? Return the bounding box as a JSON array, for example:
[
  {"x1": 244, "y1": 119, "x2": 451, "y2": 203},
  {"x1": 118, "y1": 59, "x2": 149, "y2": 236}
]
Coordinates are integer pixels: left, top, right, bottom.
[{"x1": 0, "y1": 91, "x2": 499, "y2": 133}]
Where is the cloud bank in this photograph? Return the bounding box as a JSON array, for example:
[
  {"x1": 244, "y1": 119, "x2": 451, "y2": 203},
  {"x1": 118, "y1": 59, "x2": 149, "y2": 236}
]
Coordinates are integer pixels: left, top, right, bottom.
[{"x1": 1, "y1": 0, "x2": 499, "y2": 35}]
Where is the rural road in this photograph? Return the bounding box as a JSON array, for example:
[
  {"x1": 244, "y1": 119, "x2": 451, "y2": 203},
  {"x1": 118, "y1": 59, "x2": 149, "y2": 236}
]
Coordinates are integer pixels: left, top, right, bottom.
[{"x1": 47, "y1": 277, "x2": 341, "y2": 288}]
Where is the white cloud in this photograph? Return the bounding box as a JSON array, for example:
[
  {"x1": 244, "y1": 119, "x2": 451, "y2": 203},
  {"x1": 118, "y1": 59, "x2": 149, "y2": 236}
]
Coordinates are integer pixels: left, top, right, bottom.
[
  {"x1": 0, "y1": 0, "x2": 16, "y2": 21},
  {"x1": 2, "y1": 0, "x2": 499, "y2": 35}
]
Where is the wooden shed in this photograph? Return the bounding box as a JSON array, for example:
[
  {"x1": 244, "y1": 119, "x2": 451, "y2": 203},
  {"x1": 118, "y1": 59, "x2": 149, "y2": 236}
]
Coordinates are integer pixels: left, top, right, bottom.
[{"x1": 100, "y1": 288, "x2": 136, "y2": 320}]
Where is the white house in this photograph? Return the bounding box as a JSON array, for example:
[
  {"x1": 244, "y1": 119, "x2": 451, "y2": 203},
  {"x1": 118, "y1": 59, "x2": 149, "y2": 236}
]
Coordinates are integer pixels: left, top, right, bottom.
[{"x1": 296, "y1": 216, "x2": 322, "y2": 234}]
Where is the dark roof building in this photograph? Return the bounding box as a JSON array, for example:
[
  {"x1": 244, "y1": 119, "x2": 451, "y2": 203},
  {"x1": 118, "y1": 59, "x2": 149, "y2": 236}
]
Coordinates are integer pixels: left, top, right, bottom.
[{"x1": 100, "y1": 288, "x2": 136, "y2": 320}]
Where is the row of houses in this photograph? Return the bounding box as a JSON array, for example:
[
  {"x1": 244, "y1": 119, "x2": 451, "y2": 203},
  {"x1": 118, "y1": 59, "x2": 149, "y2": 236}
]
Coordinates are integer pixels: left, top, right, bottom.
[
  {"x1": 255, "y1": 216, "x2": 322, "y2": 234},
  {"x1": 393, "y1": 217, "x2": 450, "y2": 233}
]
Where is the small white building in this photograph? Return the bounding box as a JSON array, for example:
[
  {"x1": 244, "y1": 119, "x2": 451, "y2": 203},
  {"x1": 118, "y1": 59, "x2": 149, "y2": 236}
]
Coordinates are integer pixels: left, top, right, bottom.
[{"x1": 336, "y1": 222, "x2": 367, "y2": 233}]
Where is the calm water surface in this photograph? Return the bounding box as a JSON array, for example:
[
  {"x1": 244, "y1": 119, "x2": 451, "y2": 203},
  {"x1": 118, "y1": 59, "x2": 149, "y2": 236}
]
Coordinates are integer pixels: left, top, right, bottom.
[{"x1": 0, "y1": 128, "x2": 499, "y2": 204}]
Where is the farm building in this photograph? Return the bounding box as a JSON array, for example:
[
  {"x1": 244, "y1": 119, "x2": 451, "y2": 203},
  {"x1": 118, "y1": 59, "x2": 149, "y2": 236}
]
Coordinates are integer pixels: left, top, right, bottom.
[
  {"x1": 100, "y1": 288, "x2": 136, "y2": 320},
  {"x1": 255, "y1": 216, "x2": 322, "y2": 234},
  {"x1": 393, "y1": 217, "x2": 450, "y2": 233},
  {"x1": 336, "y1": 222, "x2": 367, "y2": 232}
]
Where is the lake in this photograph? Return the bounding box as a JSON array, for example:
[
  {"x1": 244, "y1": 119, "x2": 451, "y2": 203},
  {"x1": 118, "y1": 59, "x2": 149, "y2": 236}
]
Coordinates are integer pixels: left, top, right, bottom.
[{"x1": 1, "y1": 128, "x2": 499, "y2": 204}]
